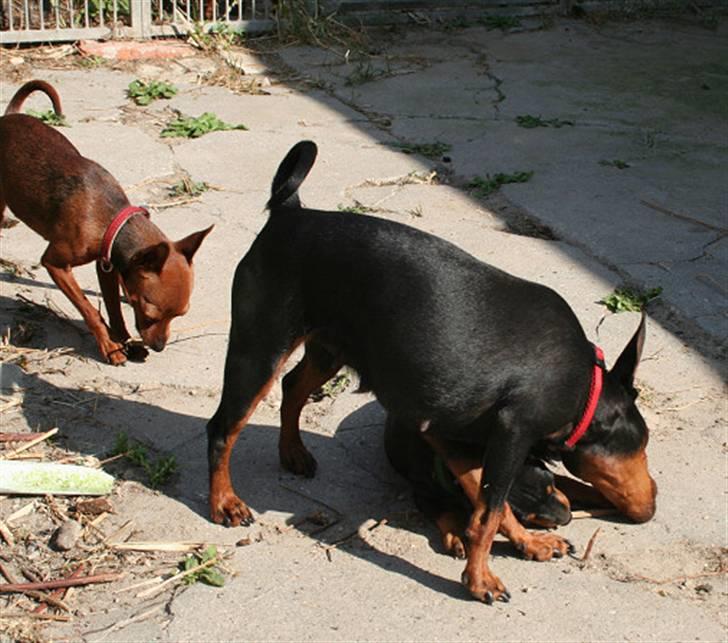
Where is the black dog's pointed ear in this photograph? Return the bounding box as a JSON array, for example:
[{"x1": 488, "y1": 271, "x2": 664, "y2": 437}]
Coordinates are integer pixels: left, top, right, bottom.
[
  {"x1": 131, "y1": 242, "x2": 170, "y2": 274},
  {"x1": 611, "y1": 311, "x2": 646, "y2": 391},
  {"x1": 176, "y1": 225, "x2": 214, "y2": 264}
]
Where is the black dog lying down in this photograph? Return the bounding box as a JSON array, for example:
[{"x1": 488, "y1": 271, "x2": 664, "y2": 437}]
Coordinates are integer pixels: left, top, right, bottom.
[
  {"x1": 384, "y1": 414, "x2": 573, "y2": 559},
  {"x1": 207, "y1": 140, "x2": 657, "y2": 604}
]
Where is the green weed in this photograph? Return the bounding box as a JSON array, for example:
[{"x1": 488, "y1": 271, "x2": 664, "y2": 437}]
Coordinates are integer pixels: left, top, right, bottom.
[
  {"x1": 515, "y1": 114, "x2": 574, "y2": 129},
  {"x1": 311, "y1": 372, "x2": 351, "y2": 402},
  {"x1": 599, "y1": 286, "x2": 662, "y2": 313},
  {"x1": 78, "y1": 55, "x2": 106, "y2": 68},
  {"x1": 390, "y1": 141, "x2": 452, "y2": 160},
  {"x1": 599, "y1": 159, "x2": 631, "y2": 169},
  {"x1": 27, "y1": 109, "x2": 68, "y2": 127},
  {"x1": 127, "y1": 79, "x2": 178, "y2": 106},
  {"x1": 337, "y1": 200, "x2": 376, "y2": 215},
  {"x1": 180, "y1": 545, "x2": 225, "y2": 587},
  {"x1": 479, "y1": 15, "x2": 521, "y2": 31},
  {"x1": 345, "y1": 60, "x2": 388, "y2": 86},
  {"x1": 468, "y1": 171, "x2": 533, "y2": 197},
  {"x1": 110, "y1": 432, "x2": 177, "y2": 489},
  {"x1": 169, "y1": 177, "x2": 210, "y2": 197},
  {"x1": 161, "y1": 112, "x2": 248, "y2": 138}
]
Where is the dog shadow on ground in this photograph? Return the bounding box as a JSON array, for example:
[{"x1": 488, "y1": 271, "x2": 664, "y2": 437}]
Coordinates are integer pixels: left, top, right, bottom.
[
  {"x1": 1, "y1": 365, "x2": 478, "y2": 600},
  {"x1": 0, "y1": 292, "x2": 100, "y2": 362}
]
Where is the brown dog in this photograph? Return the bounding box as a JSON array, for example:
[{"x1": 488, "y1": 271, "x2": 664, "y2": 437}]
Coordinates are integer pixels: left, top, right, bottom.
[{"x1": 0, "y1": 80, "x2": 212, "y2": 364}]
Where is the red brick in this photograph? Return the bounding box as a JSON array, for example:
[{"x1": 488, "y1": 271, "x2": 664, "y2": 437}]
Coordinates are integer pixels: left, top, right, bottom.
[{"x1": 77, "y1": 40, "x2": 198, "y2": 61}]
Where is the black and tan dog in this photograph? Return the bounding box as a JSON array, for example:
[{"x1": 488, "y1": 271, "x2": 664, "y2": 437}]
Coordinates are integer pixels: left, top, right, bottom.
[
  {"x1": 207, "y1": 141, "x2": 657, "y2": 603},
  {"x1": 384, "y1": 413, "x2": 573, "y2": 559}
]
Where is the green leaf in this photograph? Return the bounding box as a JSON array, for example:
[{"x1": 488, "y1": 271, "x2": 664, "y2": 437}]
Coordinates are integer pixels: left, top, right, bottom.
[{"x1": 200, "y1": 568, "x2": 226, "y2": 587}]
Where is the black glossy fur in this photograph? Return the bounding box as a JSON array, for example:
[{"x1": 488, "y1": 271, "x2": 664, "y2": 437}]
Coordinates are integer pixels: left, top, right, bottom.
[{"x1": 207, "y1": 140, "x2": 655, "y2": 602}]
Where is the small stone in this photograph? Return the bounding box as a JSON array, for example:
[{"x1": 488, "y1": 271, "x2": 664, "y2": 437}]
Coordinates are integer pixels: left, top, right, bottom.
[
  {"x1": 695, "y1": 583, "x2": 713, "y2": 594},
  {"x1": 10, "y1": 56, "x2": 24, "y2": 66},
  {"x1": 50, "y1": 519, "x2": 83, "y2": 551}
]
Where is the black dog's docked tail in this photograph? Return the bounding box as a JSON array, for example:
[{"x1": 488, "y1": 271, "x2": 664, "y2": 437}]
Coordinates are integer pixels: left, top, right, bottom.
[
  {"x1": 4, "y1": 79, "x2": 63, "y2": 117},
  {"x1": 267, "y1": 140, "x2": 318, "y2": 210}
]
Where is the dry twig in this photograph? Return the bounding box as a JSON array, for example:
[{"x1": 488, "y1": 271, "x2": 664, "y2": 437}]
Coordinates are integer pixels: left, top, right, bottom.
[
  {"x1": 0, "y1": 571, "x2": 122, "y2": 594},
  {"x1": 3, "y1": 428, "x2": 58, "y2": 460}
]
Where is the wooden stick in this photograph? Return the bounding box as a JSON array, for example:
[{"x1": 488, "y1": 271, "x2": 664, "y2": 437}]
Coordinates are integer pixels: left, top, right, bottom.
[
  {"x1": 0, "y1": 432, "x2": 38, "y2": 442},
  {"x1": 3, "y1": 611, "x2": 72, "y2": 622},
  {"x1": 0, "y1": 400, "x2": 22, "y2": 414},
  {"x1": 136, "y1": 557, "x2": 219, "y2": 599},
  {"x1": 34, "y1": 566, "x2": 84, "y2": 614},
  {"x1": 109, "y1": 540, "x2": 206, "y2": 553},
  {"x1": 581, "y1": 527, "x2": 601, "y2": 562},
  {"x1": 571, "y1": 508, "x2": 619, "y2": 519},
  {"x1": 3, "y1": 427, "x2": 59, "y2": 459},
  {"x1": 0, "y1": 519, "x2": 15, "y2": 546},
  {"x1": 0, "y1": 572, "x2": 121, "y2": 593},
  {"x1": 6, "y1": 500, "x2": 36, "y2": 523}
]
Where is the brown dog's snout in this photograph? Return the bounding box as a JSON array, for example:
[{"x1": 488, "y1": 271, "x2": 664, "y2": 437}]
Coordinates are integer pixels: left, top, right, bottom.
[{"x1": 139, "y1": 323, "x2": 171, "y2": 353}]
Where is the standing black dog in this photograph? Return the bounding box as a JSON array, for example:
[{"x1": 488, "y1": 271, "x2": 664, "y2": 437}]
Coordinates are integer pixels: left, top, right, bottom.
[{"x1": 208, "y1": 141, "x2": 656, "y2": 603}]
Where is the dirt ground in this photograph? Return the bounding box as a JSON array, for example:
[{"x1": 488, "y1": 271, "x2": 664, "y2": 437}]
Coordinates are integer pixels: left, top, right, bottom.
[{"x1": 0, "y1": 14, "x2": 726, "y2": 642}]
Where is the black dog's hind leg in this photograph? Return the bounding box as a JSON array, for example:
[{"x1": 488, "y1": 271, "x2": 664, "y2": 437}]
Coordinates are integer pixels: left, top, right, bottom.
[{"x1": 280, "y1": 338, "x2": 343, "y2": 477}]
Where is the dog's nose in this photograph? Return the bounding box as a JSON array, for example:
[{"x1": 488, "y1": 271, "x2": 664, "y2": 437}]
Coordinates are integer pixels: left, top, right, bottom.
[{"x1": 147, "y1": 337, "x2": 167, "y2": 352}]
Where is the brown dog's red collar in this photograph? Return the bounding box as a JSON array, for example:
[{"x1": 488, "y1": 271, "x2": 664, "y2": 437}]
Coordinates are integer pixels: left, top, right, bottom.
[
  {"x1": 564, "y1": 345, "x2": 606, "y2": 448},
  {"x1": 99, "y1": 205, "x2": 149, "y2": 272}
]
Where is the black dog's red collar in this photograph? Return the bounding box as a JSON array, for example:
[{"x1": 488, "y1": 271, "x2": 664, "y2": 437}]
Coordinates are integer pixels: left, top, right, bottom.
[
  {"x1": 564, "y1": 345, "x2": 606, "y2": 448},
  {"x1": 99, "y1": 205, "x2": 149, "y2": 272}
]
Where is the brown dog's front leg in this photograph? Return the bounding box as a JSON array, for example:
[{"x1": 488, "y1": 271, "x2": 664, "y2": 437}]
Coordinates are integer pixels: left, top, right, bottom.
[
  {"x1": 42, "y1": 250, "x2": 126, "y2": 365},
  {"x1": 95, "y1": 263, "x2": 129, "y2": 343},
  {"x1": 96, "y1": 264, "x2": 149, "y2": 363}
]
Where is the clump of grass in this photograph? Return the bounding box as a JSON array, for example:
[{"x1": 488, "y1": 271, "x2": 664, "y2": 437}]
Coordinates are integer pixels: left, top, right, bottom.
[
  {"x1": 180, "y1": 545, "x2": 226, "y2": 587},
  {"x1": 27, "y1": 109, "x2": 68, "y2": 127},
  {"x1": 110, "y1": 432, "x2": 177, "y2": 488},
  {"x1": 188, "y1": 21, "x2": 244, "y2": 51},
  {"x1": 311, "y1": 372, "x2": 351, "y2": 402},
  {"x1": 468, "y1": 171, "x2": 533, "y2": 197},
  {"x1": 345, "y1": 60, "x2": 388, "y2": 86},
  {"x1": 78, "y1": 54, "x2": 106, "y2": 68},
  {"x1": 337, "y1": 200, "x2": 377, "y2": 215},
  {"x1": 479, "y1": 15, "x2": 521, "y2": 30},
  {"x1": 599, "y1": 159, "x2": 631, "y2": 169},
  {"x1": 127, "y1": 79, "x2": 178, "y2": 106},
  {"x1": 161, "y1": 112, "x2": 248, "y2": 139},
  {"x1": 599, "y1": 286, "x2": 662, "y2": 313},
  {"x1": 169, "y1": 177, "x2": 210, "y2": 197},
  {"x1": 390, "y1": 141, "x2": 452, "y2": 160},
  {"x1": 515, "y1": 114, "x2": 574, "y2": 129}
]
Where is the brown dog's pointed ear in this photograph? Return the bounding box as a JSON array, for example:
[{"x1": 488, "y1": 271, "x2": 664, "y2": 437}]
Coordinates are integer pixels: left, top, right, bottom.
[
  {"x1": 611, "y1": 311, "x2": 646, "y2": 391},
  {"x1": 130, "y1": 242, "x2": 170, "y2": 274},
  {"x1": 176, "y1": 225, "x2": 214, "y2": 264}
]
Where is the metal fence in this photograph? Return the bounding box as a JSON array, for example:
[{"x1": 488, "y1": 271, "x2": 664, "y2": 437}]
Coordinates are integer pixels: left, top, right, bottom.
[{"x1": 0, "y1": 0, "x2": 274, "y2": 44}]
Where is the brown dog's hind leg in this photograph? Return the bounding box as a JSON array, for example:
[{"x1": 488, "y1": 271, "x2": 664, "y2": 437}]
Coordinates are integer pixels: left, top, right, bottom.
[
  {"x1": 42, "y1": 248, "x2": 126, "y2": 365},
  {"x1": 280, "y1": 343, "x2": 342, "y2": 477}
]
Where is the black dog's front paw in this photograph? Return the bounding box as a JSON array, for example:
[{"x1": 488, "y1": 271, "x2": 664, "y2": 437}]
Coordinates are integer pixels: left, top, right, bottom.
[{"x1": 125, "y1": 340, "x2": 149, "y2": 362}]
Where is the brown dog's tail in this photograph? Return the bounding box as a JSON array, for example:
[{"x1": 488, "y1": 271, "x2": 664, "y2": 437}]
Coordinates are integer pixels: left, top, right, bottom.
[
  {"x1": 267, "y1": 140, "x2": 318, "y2": 211},
  {"x1": 4, "y1": 79, "x2": 63, "y2": 116}
]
